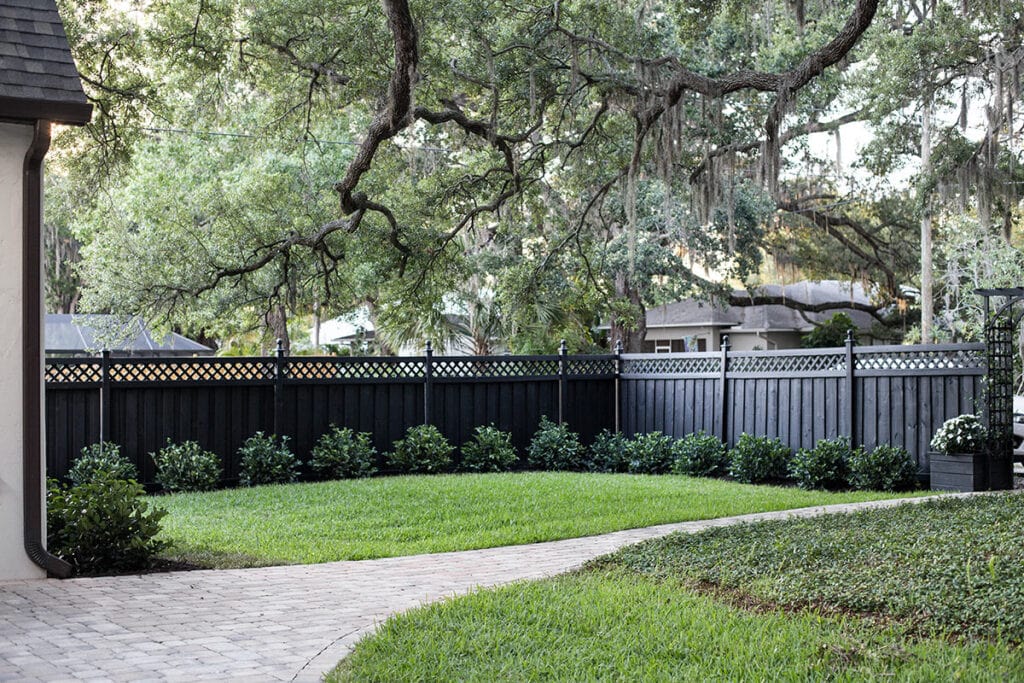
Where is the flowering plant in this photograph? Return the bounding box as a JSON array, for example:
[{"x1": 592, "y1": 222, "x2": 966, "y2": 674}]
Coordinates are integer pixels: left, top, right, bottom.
[{"x1": 929, "y1": 414, "x2": 986, "y2": 455}]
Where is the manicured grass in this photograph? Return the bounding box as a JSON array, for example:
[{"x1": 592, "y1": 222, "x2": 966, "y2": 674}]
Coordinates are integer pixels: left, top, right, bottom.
[
  {"x1": 601, "y1": 491, "x2": 1024, "y2": 641},
  {"x1": 329, "y1": 570, "x2": 1023, "y2": 682},
  {"x1": 329, "y1": 493, "x2": 1024, "y2": 682},
  {"x1": 153, "y1": 472, "x2": 921, "y2": 567}
]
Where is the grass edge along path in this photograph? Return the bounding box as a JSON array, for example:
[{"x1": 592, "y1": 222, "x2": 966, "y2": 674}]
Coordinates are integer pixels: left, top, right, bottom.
[
  {"x1": 329, "y1": 492, "x2": 1024, "y2": 682},
  {"x1": 153, "y1": 471, "x2": 931, "y2": 568}
]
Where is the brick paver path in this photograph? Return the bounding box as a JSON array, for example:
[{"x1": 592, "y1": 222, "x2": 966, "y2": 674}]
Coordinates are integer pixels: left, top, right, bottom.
[{"x1": 0, "y1": 495, "x2": 965, "y2": 682}]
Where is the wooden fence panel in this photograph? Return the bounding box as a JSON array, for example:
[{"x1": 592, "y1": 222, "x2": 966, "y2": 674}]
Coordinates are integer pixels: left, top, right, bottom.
[{"x1": 45, "y1": 344, "x2": 985, "y2": 485}]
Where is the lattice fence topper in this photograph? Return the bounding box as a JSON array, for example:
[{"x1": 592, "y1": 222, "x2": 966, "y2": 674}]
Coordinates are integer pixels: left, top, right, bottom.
[
  {"x1": 287, "y1": 358, "x2": 425, "y2": 380},
  {"x1": 45, "y1": 361, "x2": 102, "y2": 383},
  {"x1": 854, "y1": 347, "x2": 986, "y2": 371},
  {"x1": 566, "y1": 358, "x2": 616, "y2": 376},
  {"x1": 109, "y1": 359, "x2": 278, "y2": 382},
  {"x1": 621, "y1": 356, "x2": 721, "y2": 375},
  {"x1": 729, "y1": 352, "x2": 844, "y2": 374},
  {"x1": 431, "y1": 358, "x2": 560, "y2": 378}
]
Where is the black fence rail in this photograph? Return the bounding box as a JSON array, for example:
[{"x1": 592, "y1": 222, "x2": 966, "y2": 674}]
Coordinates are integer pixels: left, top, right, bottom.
[
  {"x1": 45, "y1": 340, "x2": 986, "y2": 484},
  {"x1": 45, "y1": 349, "x2": 617, "y2": 484}
]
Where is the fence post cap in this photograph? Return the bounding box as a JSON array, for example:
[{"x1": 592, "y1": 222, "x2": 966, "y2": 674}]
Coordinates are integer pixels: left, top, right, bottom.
[
  {"x1": 846, "y1": 329, "x2": 856, "y2": 345},
  {"x1": 614, "y1": 340, "x2": 623, "y2": 354},
  {"x1": 275, "y1": 339, "x2": 285, "y2": 357},
  {"x1": 425, "y1": 340, "x2": 433, "y2": 353},
  {"x1": 560, "y1": 339, "x2": 568, "y2": 353}
]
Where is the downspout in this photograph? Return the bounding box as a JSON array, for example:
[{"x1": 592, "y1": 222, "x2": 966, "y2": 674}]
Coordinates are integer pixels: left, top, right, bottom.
[{"x1": 23, "y1": 120, "x2": 72, "y2": 578}]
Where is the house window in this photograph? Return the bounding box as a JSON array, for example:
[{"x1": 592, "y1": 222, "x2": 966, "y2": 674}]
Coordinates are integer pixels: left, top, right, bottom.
[
  {"x1": 654, "y1": 340, "x2": 672, "y2": 353},
  {"x1": 686, "y1": 336, "x2": 707, "y2": 352}
]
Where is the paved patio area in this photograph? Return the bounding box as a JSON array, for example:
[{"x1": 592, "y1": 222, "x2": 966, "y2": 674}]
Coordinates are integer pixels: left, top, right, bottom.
[{"x1": 0, "y1": 494, "x2": 962, "y2": 682}]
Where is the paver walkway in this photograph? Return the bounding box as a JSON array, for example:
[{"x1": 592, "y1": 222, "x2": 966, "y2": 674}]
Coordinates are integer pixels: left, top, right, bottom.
[{"x1": 0, "y1": 494, "x2": 966, "y2": 682}]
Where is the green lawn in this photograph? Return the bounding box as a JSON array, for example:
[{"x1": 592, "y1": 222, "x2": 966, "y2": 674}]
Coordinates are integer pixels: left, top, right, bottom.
[
  {"x1": 330, "y1": 492, "x2": 1024, "y2": 682},
  {"x1": 153, "y1": 471, "x2": 924, "y2": 567}
]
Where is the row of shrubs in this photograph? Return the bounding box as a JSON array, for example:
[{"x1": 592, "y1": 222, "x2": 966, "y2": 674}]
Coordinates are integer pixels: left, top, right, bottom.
[
  {"x1": 64, "y1": 416, "x2": 919, "y2": 494},
  {"x1": 49, "y1": 420, "x2": 918, "y2": 575}
]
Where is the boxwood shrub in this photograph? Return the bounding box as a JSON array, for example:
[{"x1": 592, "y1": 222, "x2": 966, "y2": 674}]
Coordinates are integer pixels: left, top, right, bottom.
[
  {"x1": 152, "y1": 439, "x2": 222, "y2": 492},
  {"x1": 585, "y1": 429, "x2": 631, "y2": 473},
  {"x1": 67, "y1": 441, "x2": 137, "y2": 486},
  {"x1": 788, "y1": 437, "x2": 853, "y2": 491},
  {"x1": 728, "y1": 433, "x2": 791, "y2": 484},
  {"x1": 849, "y1": 444, "x2": 919, "y2": 491},
  {"x1": 47, "y1": 473, "x2": 166, "y2": 574},
  {"x1": 627, "y1": 431, "x2": 676, "y2": 474},
  {"x1": 388, "y1": 424, "x2": 454, "y2": 474},
  {"x1": 459, "y1": 425, "x2": 517, "y2": 473},
  {"x1": 311, "y1": 425, "x2": 378, "y2": 479},
  {"x1": 671, "y1": 431, "x2": 728, "y2": 477},
  {"x1": 527, "y1": 416, "x2": 584, "y2": 471},
  {"x1": 238, "y1": 432, "x2": 301, "y2": 486}
]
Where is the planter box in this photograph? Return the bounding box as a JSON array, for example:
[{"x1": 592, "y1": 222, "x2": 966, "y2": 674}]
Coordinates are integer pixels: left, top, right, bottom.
[{"x1": 929, "y1": 451, "x2": 987, "y2": 492}]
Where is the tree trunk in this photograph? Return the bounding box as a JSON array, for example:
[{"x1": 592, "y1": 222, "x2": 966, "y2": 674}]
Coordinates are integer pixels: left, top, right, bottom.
[
  {"x1": 610, "y1": 274, "x2": 647, "y2": 352},
  {"x1": 266, "y1": 304, "x2": 290, "y2": 354},
  {"x1": 920, "y1": 97, "x2": 934, "y2": 344}
]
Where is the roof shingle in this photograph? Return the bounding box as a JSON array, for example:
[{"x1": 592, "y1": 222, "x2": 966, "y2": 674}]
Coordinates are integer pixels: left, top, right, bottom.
[{"x1": 0, "y1": 0, "x2": 90, "y2": 124}]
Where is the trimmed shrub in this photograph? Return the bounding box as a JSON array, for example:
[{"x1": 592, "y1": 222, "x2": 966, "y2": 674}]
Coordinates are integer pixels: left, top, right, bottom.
[
  {"x1": 728, "y1": 433, "x2": 791, "y2": 484},
  {"x1": 788, "y1": 437, "x2": 853, "y2": 490},
  {"x1": 152, "y1": 439, "x2": 222, "y2": 492},
  {"x1": 47, "y1": 473, "x2": 166, "y2": 574},
  {"x1": 527, "y1": 416, "x2": 584, "y2": 471},
  {"x1": 627, "y1": 431, "x2": 676, "y2": 474},
  {"x1": 930, "y1": 414, "x2": 986, "y2": 454},
  {"x1": 849, "y1": 444, "x2": 919, "y2": 491},
  {"x1": 585, "y1": 429, "x2": 631, "y2": 473},
  {"x1": 311, "y1": 426, "x2": 378, "y2": 479},
  {"x1": 388, "y1": 424, "x2": 454, "y2": 474},
  {"x1": 67, "y1": 441, "x2": 137, "y2": 486},
  {"x1": 671, "y1": 431, "x2": 728, "y2": 477},
  {"x1": 459, "y1": 425, "x2": 518, "y2": 473},
  {"x1": 238, "y1": 432, "x2": 300, "y2": 486}
]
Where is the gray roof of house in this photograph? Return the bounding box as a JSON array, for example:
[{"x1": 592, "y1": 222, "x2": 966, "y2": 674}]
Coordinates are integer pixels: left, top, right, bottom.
[
  {"x1": 645, "y1": 280, "x2": 878, "y2": 333},
  {"x1": 0, "y1": 0, "x2": 91, "y2": 124},
  {"x1": 45, "y1": 314, "x2": 214, "y2": 356}
]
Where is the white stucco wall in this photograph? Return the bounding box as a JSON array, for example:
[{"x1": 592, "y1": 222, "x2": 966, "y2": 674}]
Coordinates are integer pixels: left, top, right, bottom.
[{"x1": 0, "y1": 122, "x2": 45, "y2": 580}]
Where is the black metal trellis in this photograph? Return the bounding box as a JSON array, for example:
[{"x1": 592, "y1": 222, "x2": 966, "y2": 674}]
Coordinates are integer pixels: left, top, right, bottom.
[{"x1": 976, "y1": 287, "x2": 1024, "y2": 490}]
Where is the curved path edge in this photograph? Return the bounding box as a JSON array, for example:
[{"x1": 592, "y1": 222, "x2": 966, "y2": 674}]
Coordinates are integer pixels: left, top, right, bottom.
[{"x1": 0, "y1": 492, "x2": 1000, "y2": 682}]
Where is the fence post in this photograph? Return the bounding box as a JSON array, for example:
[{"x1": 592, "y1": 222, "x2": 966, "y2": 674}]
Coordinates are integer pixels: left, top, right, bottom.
[
  {"x1": 719, "y1": 335, "x2": 730, "y2": 445},
  {"x1": 558, "y1": 339, "x2": 568, "y2": 425},
  {"x1": 614, "y1": 340, "x2": 623, "y2": 434},
  {"x1": 273, "y1": 339, "x2": 285, "y2": 437},
  {"x1": 845, "y1": 330, "x2": 856, "y2": 447},
  {"x1": 100, "y1": 349, "x2": 111, "y2": 445},
  {"x1": 423, "y1": 340, "x2": 433, "y2": 426}
]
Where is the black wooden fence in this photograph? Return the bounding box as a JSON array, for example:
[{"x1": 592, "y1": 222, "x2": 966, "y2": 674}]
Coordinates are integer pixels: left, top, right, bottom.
[
  {"x1": 619, "y1": 339, "x2": 987, "y2": 473},
  {"x1": 45, "y1": 347, "x2": 616, "y2": 484},
  {"x1": 45, "y1": 339, "x2": 986, "y2": 484}
]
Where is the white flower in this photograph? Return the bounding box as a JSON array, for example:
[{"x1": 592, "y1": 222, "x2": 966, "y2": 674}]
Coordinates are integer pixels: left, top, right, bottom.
[{"x1": 930, "y1": 414, "x2": 986, "y2": 454}]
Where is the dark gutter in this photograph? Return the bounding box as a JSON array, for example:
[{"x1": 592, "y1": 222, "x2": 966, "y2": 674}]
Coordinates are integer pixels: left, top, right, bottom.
[
  {"x1": 23, "y1": 120, "x2": 73, "y2": 578},
  {"x1": 0, "y1": 96, "x2": 93, "y2": 126}
]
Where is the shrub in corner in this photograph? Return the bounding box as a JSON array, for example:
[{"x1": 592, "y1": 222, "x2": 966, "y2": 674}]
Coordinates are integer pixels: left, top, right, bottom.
[
  {"x1": 585, "y1": 429, "x2": 631, "y2": 473},
  {"x1": 671, "y1": 431, "x2": 728, "y2": 477},
  {"x1": 67, "y1": 441, "x2": 137, "y2": 486},
  {"x1": 527, "y1": 416, "x2": 584, "y2": 471},
  {"x1": 388, "y1": 424, "x2": 454, "y2": 474},
  {"x1": 627, "y1": 431, "x2": 676, "y2": 474},
  {"x1": 152, "y1": 438, "x2": 222, "y2": 492},
  {"x1": 929, "y1": 414, "x2": 986, "y2": 454},
  {"x1": 47, "y1": 473, "x2": 166, "y2": 574},
  {"x1": 728, "y1": 433, "x2": 790, "y2": 484},
  {"x1": 238, "y1": 432, "x2": 300, "y2": 486},
  {"x1": 459, "y1": 425, "x2": 517, "y2": 473},
  {"x1": 788, "y1": 437, "x2": 853, "y2": 490},
  {"x1": 311, "y1": 425, "x2": 378, "y2": 479},
  {"x1": 848, "y1": 444, "x2": 919, "y2": 491}
]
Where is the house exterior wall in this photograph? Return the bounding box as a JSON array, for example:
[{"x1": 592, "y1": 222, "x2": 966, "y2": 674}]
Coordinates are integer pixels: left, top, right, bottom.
[
  {"x1": 727, "y1": 331, "x2": 804, "y2": 351},
  {"x1": 0, "y1": 122, "x2": 45, "y2": 580}
]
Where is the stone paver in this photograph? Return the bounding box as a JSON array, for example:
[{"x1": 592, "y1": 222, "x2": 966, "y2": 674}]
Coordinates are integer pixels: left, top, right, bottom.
[{"x1": 0, "y1": 494, "x2": 977, "y2": 682}]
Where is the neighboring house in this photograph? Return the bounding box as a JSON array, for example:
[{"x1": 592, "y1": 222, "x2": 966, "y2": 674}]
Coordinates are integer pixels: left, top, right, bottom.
[
  {"x1": 0, "y1": 0, "x2": 92, "y2": 579},
  {"x1": 45, "y1": 314, "x2": 214, "y2": 357},
  {"x1": 639, "y1": 280, "x2": 883, "y2": 353},
  {"x1": 311, "y1": 310, "x2": 506, "y2": 356}
]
